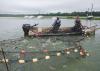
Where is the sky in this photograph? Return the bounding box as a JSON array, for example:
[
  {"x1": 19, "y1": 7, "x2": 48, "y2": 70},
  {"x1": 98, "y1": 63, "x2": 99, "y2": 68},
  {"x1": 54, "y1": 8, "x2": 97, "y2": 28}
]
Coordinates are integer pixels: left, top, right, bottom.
[{"x1": 0, "y1": 0, "x2": 100, "y2": 14}]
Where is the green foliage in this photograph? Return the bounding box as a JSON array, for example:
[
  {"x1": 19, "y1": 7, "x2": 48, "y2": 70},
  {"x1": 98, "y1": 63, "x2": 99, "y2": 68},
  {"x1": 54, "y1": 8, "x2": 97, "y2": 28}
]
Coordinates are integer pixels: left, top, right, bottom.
[{"x1": 0, "y1": 11, "x2": 100, "y2": 17}]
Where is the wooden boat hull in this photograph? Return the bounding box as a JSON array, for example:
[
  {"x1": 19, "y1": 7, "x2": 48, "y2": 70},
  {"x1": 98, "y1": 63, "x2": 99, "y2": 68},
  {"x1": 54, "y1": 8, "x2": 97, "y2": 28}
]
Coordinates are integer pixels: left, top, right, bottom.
[
  {"x1": 29, "y1": 27, "x2": 95, "y2": 37},
  {"x1": 31, "y1": 32, "x2": 82, "y2": 37}
]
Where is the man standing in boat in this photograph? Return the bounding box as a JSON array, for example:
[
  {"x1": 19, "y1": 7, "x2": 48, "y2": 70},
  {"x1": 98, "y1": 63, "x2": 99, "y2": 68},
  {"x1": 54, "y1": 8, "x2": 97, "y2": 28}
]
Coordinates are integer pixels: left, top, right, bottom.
[
  {"x1": 72, "y1": 16, "x2": 83, "y2": 33},
  {"x1": 51, "y1": 17, "x2": 61, "y2": 33}
]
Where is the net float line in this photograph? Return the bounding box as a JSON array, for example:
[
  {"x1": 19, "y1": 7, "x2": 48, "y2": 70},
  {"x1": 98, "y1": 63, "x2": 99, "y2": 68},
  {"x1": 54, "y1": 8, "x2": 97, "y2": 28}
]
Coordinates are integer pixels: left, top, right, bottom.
[
  {"x1": 0, "y1": 45, "x2": 86, "y2": 53},
  {"x1": 0, "y1": 46, "x2": 89, "y2": 64}
]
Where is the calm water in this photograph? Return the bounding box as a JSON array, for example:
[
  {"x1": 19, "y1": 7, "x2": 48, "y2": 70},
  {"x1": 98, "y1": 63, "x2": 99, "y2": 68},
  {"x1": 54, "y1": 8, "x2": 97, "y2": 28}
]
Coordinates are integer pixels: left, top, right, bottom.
[{"x1": 0, "y1": 17, "x2": 100, "y2": 71}]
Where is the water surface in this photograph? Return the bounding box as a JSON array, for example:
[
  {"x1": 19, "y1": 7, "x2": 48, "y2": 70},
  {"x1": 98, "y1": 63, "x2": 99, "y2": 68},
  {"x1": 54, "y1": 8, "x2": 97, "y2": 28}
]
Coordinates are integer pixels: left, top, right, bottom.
[{"x1": 0, "y1": 17, "x2": 100, "y2": 71}]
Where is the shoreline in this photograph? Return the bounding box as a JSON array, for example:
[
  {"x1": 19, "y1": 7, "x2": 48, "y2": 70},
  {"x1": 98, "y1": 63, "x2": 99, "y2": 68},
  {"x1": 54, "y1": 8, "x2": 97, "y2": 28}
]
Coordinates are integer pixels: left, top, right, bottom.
[{"x1": 0, "y1": 16, "x2": 100, "y2": 20}]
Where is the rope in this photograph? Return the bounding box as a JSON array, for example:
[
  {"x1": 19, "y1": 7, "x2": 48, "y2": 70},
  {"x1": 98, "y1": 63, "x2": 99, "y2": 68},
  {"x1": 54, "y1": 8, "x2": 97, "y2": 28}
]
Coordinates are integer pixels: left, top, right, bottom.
[{"x1": 1, "y1": 48, "x2": 9, "y2": 71}]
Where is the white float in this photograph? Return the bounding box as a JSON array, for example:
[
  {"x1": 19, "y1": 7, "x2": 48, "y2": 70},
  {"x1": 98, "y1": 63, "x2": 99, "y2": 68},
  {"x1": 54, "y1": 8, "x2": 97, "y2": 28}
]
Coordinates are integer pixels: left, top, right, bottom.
[
  {"x1": 86, "y1": 53, "x2": 90, "y2": 56},
  {"x1": 2, "y1": 59, "x2": 9, "y2": 63},
  {"x1": 45, "y1": 56, "x2": 50, "y2": 60},
  {"x1": 19, "y1": 60, "x2": 25, "y2": 64},
  {"x1": 74, "y1": 49, "x2": 78, "y2": 52},
  {"x1": 56, "y1": 52, "x2": 61, "y2": 56},
  {"x1": 66, "y1": 51, "x2": 70, "y2": 54},
  {"x1": 32, "y1": 58, "x2": 38, "y2": 63}
]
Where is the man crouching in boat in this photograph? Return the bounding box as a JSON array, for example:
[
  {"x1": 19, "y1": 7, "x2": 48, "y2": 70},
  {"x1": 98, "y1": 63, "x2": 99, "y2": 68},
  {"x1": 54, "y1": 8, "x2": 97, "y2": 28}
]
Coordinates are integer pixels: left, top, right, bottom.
[
  {"x1": 51, "y1": 17, "x2": 61, "y2": 33},
  {"x1": 72, "y1": 16, "x2": 83, "y2": 33}
]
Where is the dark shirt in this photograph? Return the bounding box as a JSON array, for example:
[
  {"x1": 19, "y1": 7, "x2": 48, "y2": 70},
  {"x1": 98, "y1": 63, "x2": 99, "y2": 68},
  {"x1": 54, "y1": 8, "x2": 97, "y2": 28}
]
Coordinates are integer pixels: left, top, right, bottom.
[
  {"x1": 72, "y1": 19, "x2": 83, "y2": 33},
  {"x1": 53, "y1": 19, "x2": 61, "y2": 26},
  {"x1": 51, "y1": 19, "x2": 61, "y2": 33}
]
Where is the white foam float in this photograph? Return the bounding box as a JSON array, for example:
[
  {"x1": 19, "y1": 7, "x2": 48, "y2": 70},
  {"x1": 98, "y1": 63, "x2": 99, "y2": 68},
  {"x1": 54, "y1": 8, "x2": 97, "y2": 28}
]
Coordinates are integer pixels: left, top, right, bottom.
[
  {"x1": 86, "y1": 53, "x2": 90, "y2": 56},
  {"x1": 66, "y1": 51, "x2": 70, "y2": 54},
  {"x1": 56, "y1": 52, "x2": 61, "y2": 56},
  {"x1": 74, "y1": 49, "x2": 78, "y2": 52},
  {"x1": 18, "y1": 59, "x2": 25, "y2": 64},
  {"x1": 45, "y1": 56, "x2": 50, "y2": 60},
  {"x1": 2, "y1": 59, "x2": 9, "y2": 63},
  {"x1": 32, "y1": 58, "x2": 38, "y2": 63}
]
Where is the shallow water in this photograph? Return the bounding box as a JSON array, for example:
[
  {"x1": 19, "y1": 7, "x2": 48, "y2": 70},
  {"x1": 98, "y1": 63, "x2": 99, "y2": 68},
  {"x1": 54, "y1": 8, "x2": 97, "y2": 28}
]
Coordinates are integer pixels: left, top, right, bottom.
[{"x1": 0, "y1": 17, "x2": 100, "y2": 71}]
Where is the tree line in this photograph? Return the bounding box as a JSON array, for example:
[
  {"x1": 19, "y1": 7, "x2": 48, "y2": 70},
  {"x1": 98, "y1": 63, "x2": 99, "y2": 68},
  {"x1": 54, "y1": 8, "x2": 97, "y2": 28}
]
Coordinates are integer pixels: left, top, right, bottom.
[
  {"x1": 43, "y1": 11, "x2": 100, "y2": 16},
  {"x1": 0, "y1": 11, "x2": 100, "y2": 17}
]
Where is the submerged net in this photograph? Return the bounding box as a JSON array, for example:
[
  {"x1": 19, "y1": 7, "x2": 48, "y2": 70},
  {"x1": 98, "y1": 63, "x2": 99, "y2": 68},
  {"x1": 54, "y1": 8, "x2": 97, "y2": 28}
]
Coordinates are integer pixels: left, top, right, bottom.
[{"x1": 0, "y1": 36, "x2": 89, "y2": 71}]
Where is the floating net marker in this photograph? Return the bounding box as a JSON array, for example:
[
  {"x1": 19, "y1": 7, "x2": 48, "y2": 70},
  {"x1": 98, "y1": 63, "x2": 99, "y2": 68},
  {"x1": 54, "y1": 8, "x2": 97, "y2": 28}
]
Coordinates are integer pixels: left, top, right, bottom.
[
  {"x1": 56, "y1": 52, "x2": 61, "y2": 56},
  {"x1": 18, "y1": 59, "x2": 25, "y2": 64},
  {"x1": 66, "y1": 51, "x2": 70, "y2": 54},
  {"x1": 86, "y1": 53, "x2": 90, "y2": 56},
  {"x1": 32, "y1": 58, "x2": 38, "y2": 63},
  {"x1": 45, "y1": 56, "x2": 50, "y2": 60},
  {"x1": 2, "y1": 59, "x2": 9, "y2": 63},
  {"x1": 0, "y1": 45, "x2": 89, "y2": 64},
  {"x1": 74, "y1": 49, "x2": 78, "y2": 52}
]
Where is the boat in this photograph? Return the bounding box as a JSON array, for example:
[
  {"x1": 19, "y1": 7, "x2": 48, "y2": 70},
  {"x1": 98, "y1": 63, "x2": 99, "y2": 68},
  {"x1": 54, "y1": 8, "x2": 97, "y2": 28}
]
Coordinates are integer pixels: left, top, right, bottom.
[
  {"x1": 28, "y1": 27, "x2": 82, "y2": 36},
  {"x1": 22, "y1": 24, "x2": 96, "y2": 37},
  {"x1": 87, "y1": 15, "x2": 94, "y2": 20},
  {"x1": 86, "y1": 3, "x2": 94, "y2": 20}
]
